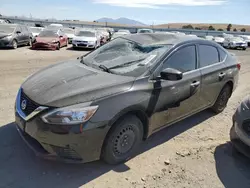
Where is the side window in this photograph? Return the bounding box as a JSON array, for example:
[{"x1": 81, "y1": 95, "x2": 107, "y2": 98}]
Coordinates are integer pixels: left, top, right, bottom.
[
  {"x1": 218, "y1": 48, "x2": 227, "y2": 62},
  {"x1": 199, "y1": 45, "x2": 219, "y2": 68},
  {"x1": 20, "y1": 26, "x2": 27, "y2": 33},
  {"x1": 163, "y1": 45, "x2": 196, "y2": 73}
]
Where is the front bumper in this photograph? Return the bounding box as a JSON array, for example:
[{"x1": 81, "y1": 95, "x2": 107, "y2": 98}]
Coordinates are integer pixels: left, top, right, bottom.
[
  {"x1": 0, "y1": 39, "x2": 12, "y2": 48},
  {"x1": 32, "y1": 42, "x2": 58, "y2": 50},
  {"x1": 230, "y1": 120, "x2": 250, "y2": 158},
  {"x1": 15, "y1": 106, "x2": 109, "y2": 163},
  {"x1": 72, "y1": 41, "x2": 95, "y2": 49}
]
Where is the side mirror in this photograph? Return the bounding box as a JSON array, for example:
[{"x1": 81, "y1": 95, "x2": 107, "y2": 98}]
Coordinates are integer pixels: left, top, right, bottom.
[
  {"x1": 160, "y1": 68, "x2": 183, "y2": 81},
  {"x1": 59, "y1": 35, "x2": 63, "y2": 38},
  {"x1": 16, "y1": 31, "x2": 21, "y2": 34}
]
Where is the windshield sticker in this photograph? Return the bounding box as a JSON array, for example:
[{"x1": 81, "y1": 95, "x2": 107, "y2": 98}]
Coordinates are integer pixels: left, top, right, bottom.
[{"x1": 138, "y1": 55, "x2": 157, "y2": 66}]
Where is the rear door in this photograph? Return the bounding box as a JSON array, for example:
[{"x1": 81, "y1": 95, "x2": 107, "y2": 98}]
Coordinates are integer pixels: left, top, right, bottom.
[
  {"x1": 149, "y1": 44, "x2": 203, "y2": 131},
  {"x1": 20, "y1": 25, "x2": 29, "y2": 43},
  {"x1": 198, "y1": 44, "x2": 227, "y2": 107},
  {"x1": 15, "y1": 25, "x2": 23, "y2": 44}
]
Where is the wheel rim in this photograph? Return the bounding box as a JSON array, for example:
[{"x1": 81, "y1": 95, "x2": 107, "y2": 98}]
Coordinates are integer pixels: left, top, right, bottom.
[
  {"x1": 113, "y1": 125, "x2": 136, "y2": 155},
  {"x1": 13, "y1": 41, "x2": 17, "y2": 48}
]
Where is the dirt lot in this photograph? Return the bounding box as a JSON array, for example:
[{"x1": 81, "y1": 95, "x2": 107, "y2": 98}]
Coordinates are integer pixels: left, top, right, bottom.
[{"x1": 0, "y1": 46, "x2": 250, "y2": 188}]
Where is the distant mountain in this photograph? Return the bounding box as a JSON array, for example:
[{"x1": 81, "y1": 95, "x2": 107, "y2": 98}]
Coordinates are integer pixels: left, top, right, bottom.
[{"x1": 96, "y1": 17, "x2": 147, "y2": 26}]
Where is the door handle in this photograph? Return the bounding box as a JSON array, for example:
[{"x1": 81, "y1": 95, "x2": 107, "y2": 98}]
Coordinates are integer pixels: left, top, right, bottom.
[
  {"x1": 219, "y1": 72, "x2": 226, "y2": 79},
  {"x1": 190, "y1": 81, "x2": 200, "y2": 87}
]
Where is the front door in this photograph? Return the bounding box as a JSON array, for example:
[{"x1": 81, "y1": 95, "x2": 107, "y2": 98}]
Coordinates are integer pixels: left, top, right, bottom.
[{"x1": 149, "y1": 45, "x2": 203, "y2": 133}]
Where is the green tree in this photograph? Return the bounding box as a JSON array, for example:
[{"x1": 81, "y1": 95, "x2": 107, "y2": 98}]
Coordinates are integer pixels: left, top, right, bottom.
[
  {"x1": 241, "y1": 28, "x2": 246, "y2": 32},
  {"x1": 182, "y1": 24, "x2": 194, "y2": 29},
  {"x1": 233, "y1": 28, "x2": 237, "y2": 32},
  {"x1": 227, "y1": 24, "x2": 232, "y2": 31},
  {"x1": 195, "y1": 27, "x2": 201, "y2": 30},
  {"x1": 208, "y1": 25, "x2": 215, "y2": 30},
  {"x1": 217, "y1": 28, "x2": 223, "y2": 31}
]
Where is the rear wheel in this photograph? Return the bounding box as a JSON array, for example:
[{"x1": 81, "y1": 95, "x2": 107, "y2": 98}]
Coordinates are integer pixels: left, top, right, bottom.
[
  {"x1": 27, "y1": 38, "x2": 32, "y2": 46},
  {"x1": 211, "y1": 85, "x2": 232, "y2": 114},
  {"x1": 12, "y1": 39, "x2": 17, "y2": 49},
  {"x1": 101, "y1": 115, "x2": 143, "y2": 165},
  {"x1": 243, "y1": 47, "x2": 246, "y2": 51}
]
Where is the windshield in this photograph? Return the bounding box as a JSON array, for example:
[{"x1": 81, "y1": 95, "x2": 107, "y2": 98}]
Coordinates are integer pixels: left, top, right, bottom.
[
  {"x1": 30, "y1": 27, "x2": 43, "y2": 33},
  {"x1": 38, "y1": 30, "x2": 58, "y2": 37},
  {"x1": 138, "y1": 29, "x2": 153, "y2": 33},
  {"x1": 232, "y1": 37, "x2": 243, "y2": 42},
  {"x1": 64, "y1": 28, "x2": 74, "y2": 34},
  {"x1": 0, "y1": 25, "x2": 16, "y2": 33},
  {"x1": 75, "y1": 31, "x2": 95, "y2": 37},
  {"x1": 82, "y1": 38, "x2": 172, "y2": 77}
]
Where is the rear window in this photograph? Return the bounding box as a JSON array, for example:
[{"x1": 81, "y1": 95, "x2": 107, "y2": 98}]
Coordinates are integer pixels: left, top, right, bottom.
[
  {"x1": 218, "y1": 48, "x2": 227, "y2": 62},
  {"x1": 199, "y1": 45, "x2": 219, "y2": 68}
]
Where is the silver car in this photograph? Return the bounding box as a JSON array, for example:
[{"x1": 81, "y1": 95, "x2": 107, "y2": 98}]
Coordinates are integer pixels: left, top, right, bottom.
[{"x1": 223, "y1": 37, "x2": 247, "y2": 50}]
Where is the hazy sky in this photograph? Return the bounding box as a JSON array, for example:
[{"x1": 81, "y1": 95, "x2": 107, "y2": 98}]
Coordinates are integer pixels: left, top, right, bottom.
[{"x1": 0, "y1": 0, "x2": 249, "y2": 25}]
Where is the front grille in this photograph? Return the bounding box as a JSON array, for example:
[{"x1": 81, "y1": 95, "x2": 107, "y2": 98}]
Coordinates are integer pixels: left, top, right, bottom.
[
  {"x1": 51, "y1": 145, "x2": 82, "y2": 160},
  {"x1": 78, "y1": 43, "x2": 87, "y2": 47},
  {"x1": 20, "y1": 90, "x2": 39, "y2": 116},
  {"x1": 236, "y1": 43, "x2": 243, "y2": 45},
  {"x1": 76, "y1": 41, "x2": 87, "y2": 43},
  {"x1": 242, "y1": 121, "x2": 250, "y2": 136}
]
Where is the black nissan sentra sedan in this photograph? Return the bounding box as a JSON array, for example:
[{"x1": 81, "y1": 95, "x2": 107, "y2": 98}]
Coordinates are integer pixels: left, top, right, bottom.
[{"x1": 15, "y1": 33, "x2": 240, "y2": 164}]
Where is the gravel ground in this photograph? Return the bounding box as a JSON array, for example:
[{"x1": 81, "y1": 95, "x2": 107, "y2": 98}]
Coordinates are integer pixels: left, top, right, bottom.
[{"x1": 0, "y1": 46, "x2": 250, "y2": 188}]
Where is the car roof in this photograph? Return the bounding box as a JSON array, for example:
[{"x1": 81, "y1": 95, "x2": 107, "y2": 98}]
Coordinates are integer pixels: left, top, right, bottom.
[
  {"x1": 0, "y1": 23, "x2": 18, "y2": 27},
  {"x1": 121, "y1": 33, "x2": 212, "y2": 46}
]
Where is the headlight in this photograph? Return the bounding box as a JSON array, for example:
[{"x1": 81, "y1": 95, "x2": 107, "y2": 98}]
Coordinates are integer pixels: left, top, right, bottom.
[
  {"x1": 42, "y1": 105, "x2": 98, "y2": 125},
  {"x1": 88, "y1": 41, "x2": 95, "y2": 44},
  {"x1": 51, "y1": 40, "x2": 57, "y2": 43},
  {"x1": 3, "y1": 35, "x2": 12, "y2": 40}
]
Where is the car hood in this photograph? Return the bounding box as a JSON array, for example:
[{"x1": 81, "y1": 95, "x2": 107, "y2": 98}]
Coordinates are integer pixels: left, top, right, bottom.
[
  {"x1": 66, "y1": 33, "x2": 75, "y2": 38},
  {"x1": 73, "y1": 36, "x2": 96, "y2": 41},
  {"x1": 36, "y1": 37, "x2": 58, "y2": 43},
  {"x1": 0, "y1": 33, "x2": 11, "y2": 39},
  {"x1": 214, "y1": 37, "x2": 224, "y2": 42},
  {"x1": 21, "y1": 60, "x2": 135, "y2": 107}
]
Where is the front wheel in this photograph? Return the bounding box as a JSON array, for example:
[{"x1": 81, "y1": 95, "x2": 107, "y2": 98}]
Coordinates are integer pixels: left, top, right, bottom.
[
  {"x1": 211, "y1": 85, "x2": 231, "y2": 114},
  {"x1": 101, "y1": 115, "x2": 143, "y2": 165},
  {"x1": 12, "y1": 39, "x2": 18, "y2": 49},
  {"x1": 56, "y1": 42, "x2": 60, "y2": 50},
  {"x1": 243, "y1": 47, "x2": 246, "y2": 51}
]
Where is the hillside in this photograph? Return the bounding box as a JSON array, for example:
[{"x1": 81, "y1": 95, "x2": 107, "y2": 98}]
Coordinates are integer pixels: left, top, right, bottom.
[
  {"x1": 96, "y1": 17, "x2": 146, "y2": 26},
  {"x1": 154, "y1": 23, "x2": 250, "y2": 32}
]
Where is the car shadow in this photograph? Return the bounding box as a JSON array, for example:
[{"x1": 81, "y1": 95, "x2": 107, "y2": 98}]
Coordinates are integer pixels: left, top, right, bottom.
[
  {"x1": 214, "y1": 142, "x2": 250, "y2": 188},
  {"x1": 0, "y1": 109, "x2": 214, "y2": 188},
  {"x1": 66, "y1": 46, "x2": 92, "y2": 52}
]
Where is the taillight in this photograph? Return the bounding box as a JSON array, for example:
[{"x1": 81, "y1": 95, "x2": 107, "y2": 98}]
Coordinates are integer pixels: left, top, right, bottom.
[{"x1": 237, "y1": 63, "x2": 241, "y2": 70}]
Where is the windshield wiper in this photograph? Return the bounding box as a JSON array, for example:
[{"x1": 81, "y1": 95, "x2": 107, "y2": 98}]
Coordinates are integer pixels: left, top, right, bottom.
[{"x1": 98, "y1": 65, "x2": 112, "y2": 73}]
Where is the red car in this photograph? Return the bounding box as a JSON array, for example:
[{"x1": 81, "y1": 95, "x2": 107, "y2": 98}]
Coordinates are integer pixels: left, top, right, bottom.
[{"x1": 32, "y1": 29, "x2": 68, "y2": 50}]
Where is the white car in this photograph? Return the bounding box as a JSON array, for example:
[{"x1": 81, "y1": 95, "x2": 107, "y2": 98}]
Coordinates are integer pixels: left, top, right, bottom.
[
  {"x1": 29, "y1": 27, "x2": 44, "y2": 37},
  {"x1": 47, "y1": 23, "x2": 64, "y2": 30},
  {"x1": 117, "y1": 29, "x2": 131, "y2": 34},
  {"x1": 223, "y1": 37, "x2": 247, "y2": 50},
  {"x1": 187, "y1": 34, "x2": 197, "y2": 37},
  {"x1": 238, "y1": 35, "x2": 250, "y2": 47},
  {"x1": 63, "y1": 27, "x2": 75, "y2": 44},
  {"x1": 171, "y1": 31, "x2": 186, "y2": 35},
  {"x1": 137, "y1": 29, "x2": 154, "y2": 33},
  {"x1": 213, "y1": 36, "x2": 225, "y2": 46},
  {"x1": 111, "y1": 32, "x2": 129, "y2": 40},
  {"x1": 72, "y1": 30, "x2": 101, "y2": 49},
  {"x1": 0, "y1": 19, "x2": 8, "y2": 24},
  {"x1": 96, "y1": 28, "x2": 110, "y2": 44},
  {"x1": 204, "y1": 35, "x2": 214, "y2": 40}
]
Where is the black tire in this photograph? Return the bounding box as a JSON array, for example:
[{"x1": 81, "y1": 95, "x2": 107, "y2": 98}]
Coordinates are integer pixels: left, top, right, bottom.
[
  {"x1": 211, "y1": 85, "x2": 232, "y2": 114},
  {"x1": 56, "y1": 42, "x2": 60, "y2": 50},
  {"x1": 65, "y1": 40, "x2": 68, "y2": 47},
  {"x1": 101, "y1": 115, "x2": 143, "y2": 165},
  {"x1": 243, "y1": 47, "x2": 246, "y2": 51},
  {"x1": 12, "y1": 39, "x2": 17, "y2": 49}
]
